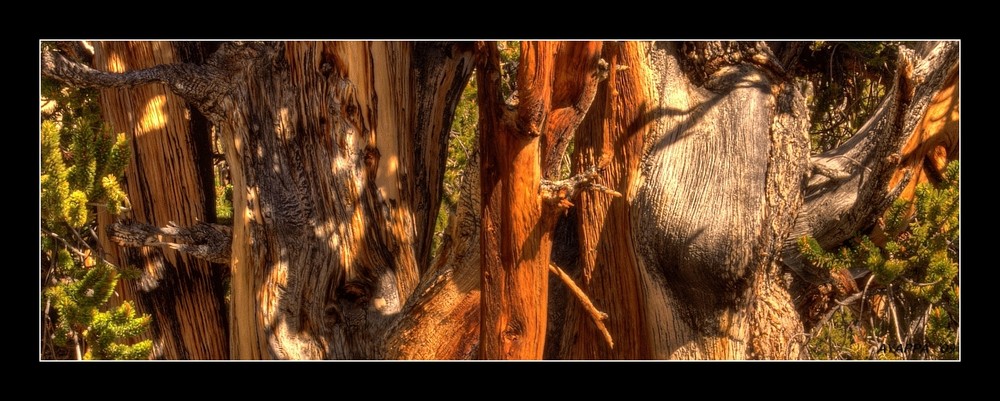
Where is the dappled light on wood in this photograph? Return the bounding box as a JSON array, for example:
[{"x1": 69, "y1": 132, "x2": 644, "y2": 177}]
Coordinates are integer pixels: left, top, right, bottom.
[
  {"x1": 91, "y1": 42, "x2": 228, "y2": 359},
  {"x1": 40, "y1": 40, "x2": 959, "y2": 360}
]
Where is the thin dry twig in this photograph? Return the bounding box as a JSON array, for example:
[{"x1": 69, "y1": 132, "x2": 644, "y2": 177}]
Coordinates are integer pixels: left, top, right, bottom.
[
  {"x1": 888, "y1": 286, "x2": 906, "y2": 357},
  {"x1": 548, "y1": 263, "x2": 614, "y2": 349},
  {"x1": 858, "y1": 273, "x2": 876, "y2": 324},
  {"x1": 42, "y1": 297, "x2": 57, "y2": 359},
  {"x1": 42, "y1": 228, "x2": 117, "y2": 268},
  {"x1": 41, "y1": 229, "x2": 89, "y2": 260},
  {"x1": 72, "y1": 332, "x2": 82, "y2": 360},
  {"x1": 809, "y1": 291, "x2": 864, "y2": 338}
]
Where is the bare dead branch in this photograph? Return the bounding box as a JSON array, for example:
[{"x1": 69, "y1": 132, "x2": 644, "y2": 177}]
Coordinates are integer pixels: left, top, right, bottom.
[
  {"x1": 42, "y1": 41, "x2": 281, "y2": 121},
  {"x1": 41, "y1": 228, "x2": 89, "y2": 260},
  {"x1": 42, "y1": 48, "x2": 193, "y2": 91},
  {"x1": 540, "y1": 165, "x2": 622, "y2": 210},
  {"x1": 782, "y1": 41, "x2": 960, "y2": 285},
  {"x1": 42, "y1": 227, "x2": 119, "y2": 269},
  {"x1": 549, "y1": 263, "x2": 614, "y2": 349},
  {"x1": 808, "y1": 291, "x2": 864, "y2": 339},
  {"x1": 888, "y1": 287, "x2": 905, "y2": 356},
  {"x1": 108, "y1": 220, "x2": 232, "y2": 264}
]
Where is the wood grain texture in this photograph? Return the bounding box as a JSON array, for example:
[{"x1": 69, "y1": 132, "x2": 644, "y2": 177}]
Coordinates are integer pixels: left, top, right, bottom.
[
  {"x1": 477, "y1": 42, "x2": 547, "y2": 358},
  {"x1": 93, "y1": 41, "x2": 229, "y2": 360},
  {"x1": 382, "y1": 152, "x2": 482, "y2": 359},
  {"x1": 558, "y1": 42, "x2": 652, "y2": 359},
  {"x1": 888, "y1": 65, "x2": 959, "y2": 201},
  {"x1": 478, "y1": 41, "x2": 604, "y2": 359},
  {"x1": 202, "y1": 42, "x2": 475, "y2": 359},
  {"x1": 553, "y1": 41, "x2": 809, "y2": 359}
]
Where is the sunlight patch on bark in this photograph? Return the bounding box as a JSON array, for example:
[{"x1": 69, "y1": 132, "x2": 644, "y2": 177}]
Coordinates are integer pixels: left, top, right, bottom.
[{"x1": 139, "y1": 95, "x2": 168, "y2": 133}]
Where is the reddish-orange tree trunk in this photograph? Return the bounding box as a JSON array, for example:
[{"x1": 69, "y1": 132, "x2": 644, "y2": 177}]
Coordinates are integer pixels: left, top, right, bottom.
[{"x1": 477, "y1": 41, "x2": 604, "y2": 359}]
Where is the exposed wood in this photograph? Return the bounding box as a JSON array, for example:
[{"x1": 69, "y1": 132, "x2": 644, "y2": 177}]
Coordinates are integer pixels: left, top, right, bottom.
[
  {"x1": 558, "y1": 42, "x2": 654, "y2": 359},
  {"x1": 554, "y1": 41, "x2": 809, "y2": 359},
  {"x1": 887, "y1": 65, "x2": 959, "y2": 200},
  {"x1": 477, "y1": 41, "x2": 547, "y2": 359},
  {"x1": 51, "y1": 41, "x2": 477, "y2": 359},
  {"x1": 382, "y1": 152, "x2": 482, "y2": 360},
  {"x1": 91, "y1": 41, "x2": 229, "y2": 360},
  {"x1": 214, "y1": 42, "x2": 475, "y2": 359},
  {"x1": 641, "y1": 41, "x2": 808, "y2": 359},
  {"x1": 45, "y1": 40, "x2": 959, "y2": 361},
  {"x1": 477, "y1": 41, "x2": 604, "y2": 359}
]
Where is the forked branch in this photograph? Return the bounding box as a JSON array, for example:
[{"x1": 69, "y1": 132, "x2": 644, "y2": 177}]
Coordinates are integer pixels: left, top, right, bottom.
[
  {"x1": 782, "y1": 41, "x2": 960, "y2": 284},
  {"x1": 540, "y1": 165, "x2": 622, "y2": 210}
]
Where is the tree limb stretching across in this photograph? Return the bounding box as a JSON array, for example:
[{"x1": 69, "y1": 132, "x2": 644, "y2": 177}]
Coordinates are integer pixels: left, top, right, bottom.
[
  {"x1": 548, "y1": 263, "x2": 613, "y2": 349},
  {"x1": 108, "y1": 220, "x2": 232, "y2": 264},
  {"x1": 42, "y1": 49, "x2": 202, "y2": 96},
  {"x1": 41, "y1": 42, "x2": 280, "y2": 121}
]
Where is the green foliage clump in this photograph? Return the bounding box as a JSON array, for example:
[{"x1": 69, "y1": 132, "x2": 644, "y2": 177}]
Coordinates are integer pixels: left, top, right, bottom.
[
  {"x1": 215, "y1": 175, "x2": 234, "y2": 224},
  {"x1": 46, "y1": 261, "x2": 152, "y2": 360},
  {"x1": 806, "y1": 309, "x2": 871, "y2": 360},
  {"x1": 41, "y1": 70, "x2": 151, "y2": 360},
  {"x1": 800, "y1": 161, "x2": 959, "y2": 360},
  {"x1": 497, "y1": 41, "x2": 520, "y2": 103},
  {"x1": 40, "y1": 118, "x2": 130, "y2": 228}
]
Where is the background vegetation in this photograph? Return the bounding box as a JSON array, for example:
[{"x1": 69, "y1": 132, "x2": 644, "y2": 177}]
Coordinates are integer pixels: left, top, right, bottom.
[{"x1": 40, "y1": 64, "x2": 152, "y2": 359}]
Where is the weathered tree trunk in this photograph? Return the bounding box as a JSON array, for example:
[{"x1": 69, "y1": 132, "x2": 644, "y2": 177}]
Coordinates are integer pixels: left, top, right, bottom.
[
  {"x1": 477, "y1": 41, "x2": 605, "y2": 359},
  {"x1": 550, "y1": 41, "x2": 959, "y2": 360},
  {"x1": 92, "y1": 41, "x2": 229, "y2": 359},
  {"x1": 553, "y1": 41, "x2": 809, "y2": 359},
  {"x1": 47, "y1": 41, "x2": 476, "y2": 359},
  {"x1": 210, "y1": 42, "x2": 475, "y2": 359}
]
